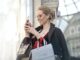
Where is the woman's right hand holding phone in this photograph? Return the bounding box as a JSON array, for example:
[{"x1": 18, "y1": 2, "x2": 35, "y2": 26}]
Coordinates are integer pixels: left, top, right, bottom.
[
  {"x1": 24, "y1": 20, "x2": 32, "y2": 37},
  {"x1": 24, "y1": 20, "x2": 41, "y2": 39}
]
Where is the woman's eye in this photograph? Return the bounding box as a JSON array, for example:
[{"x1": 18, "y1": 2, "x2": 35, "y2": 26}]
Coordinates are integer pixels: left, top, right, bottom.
[{"x1": 37, "y1": 14, "x2": 43, "y2": 17}]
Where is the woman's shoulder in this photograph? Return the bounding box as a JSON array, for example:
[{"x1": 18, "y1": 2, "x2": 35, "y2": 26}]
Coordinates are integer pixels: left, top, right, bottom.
[
  {"x1": 51, "y1": 23, "x2": 61, "y2": 31},
  {"x1": 55, "y1": 27, "x2": 62, "y2": 32},
  {"x1": 55, "y1": 27, "x2": 63, "y2": 35},
  {"x1": 51, "y1": 23, "x2": 63, "y2": 34}
]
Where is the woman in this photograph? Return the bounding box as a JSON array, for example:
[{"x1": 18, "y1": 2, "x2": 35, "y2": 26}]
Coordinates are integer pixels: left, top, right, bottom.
[{"x1": 19, "y1": 6, "x2": 70, "y2": 60}]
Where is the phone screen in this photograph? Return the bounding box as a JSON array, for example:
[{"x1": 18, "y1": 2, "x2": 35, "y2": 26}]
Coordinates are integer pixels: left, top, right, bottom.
[{"x1": 26, "y1": 20, "x2": 30, "y2": 26}]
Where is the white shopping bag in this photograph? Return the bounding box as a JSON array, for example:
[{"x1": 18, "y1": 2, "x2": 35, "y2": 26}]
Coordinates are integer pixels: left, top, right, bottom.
[{"x1": 31, "y1": 44, "x2": 55, "y2": 60}]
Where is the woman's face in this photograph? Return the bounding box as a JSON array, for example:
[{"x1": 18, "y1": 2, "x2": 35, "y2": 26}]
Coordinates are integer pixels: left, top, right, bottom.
[{"x1": 37, "y1": 10, "x2": 49, "y2": 25}]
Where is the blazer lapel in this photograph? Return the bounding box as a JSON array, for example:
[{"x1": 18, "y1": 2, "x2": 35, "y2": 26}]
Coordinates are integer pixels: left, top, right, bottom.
[
  {"x1": 48, "y1": 23, "x2": 55, "y2": 42},
  {"x1": 36, "y1": 23, "x2": 55, "y2": 42}
]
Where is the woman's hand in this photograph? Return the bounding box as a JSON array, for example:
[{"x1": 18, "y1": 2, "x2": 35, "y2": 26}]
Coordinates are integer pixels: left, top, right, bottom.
[
  {"x1": 25, "y1": 25, "x2": 41, "y2": 39},
  {"x1": 24, "y1": 20, "x2": 32, "y2": 37},
  {"x1": 25, "y1": 25, "x2": 35, "y2": 34}
]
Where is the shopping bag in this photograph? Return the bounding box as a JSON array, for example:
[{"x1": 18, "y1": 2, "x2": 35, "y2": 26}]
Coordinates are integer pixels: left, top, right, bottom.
[{"x1": 31, "y1": 44, "x2": 55, "y2": 60}]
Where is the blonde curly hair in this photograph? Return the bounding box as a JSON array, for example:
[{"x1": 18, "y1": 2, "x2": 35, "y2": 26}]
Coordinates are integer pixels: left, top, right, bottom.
[{"x1": 38, "y1": 5, "x2": 55, "y2": 21}]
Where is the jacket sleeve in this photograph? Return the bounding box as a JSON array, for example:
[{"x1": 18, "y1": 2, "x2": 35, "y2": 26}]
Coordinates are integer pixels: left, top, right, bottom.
[
  {"x1": 22, "y1": 37, "x2": 32, "y2": 45},
  {"x1": 56, "y1": 28, "x2": 71, "y2": 60},
  {"x1": 22, "y1": 33, "x2": 34, "y2": 45}
]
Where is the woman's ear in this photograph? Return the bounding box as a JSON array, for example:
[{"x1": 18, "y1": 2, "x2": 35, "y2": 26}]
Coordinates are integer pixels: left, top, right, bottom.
[{"x1": 47, "y1": 14, "x2": 50, "y2": 20}]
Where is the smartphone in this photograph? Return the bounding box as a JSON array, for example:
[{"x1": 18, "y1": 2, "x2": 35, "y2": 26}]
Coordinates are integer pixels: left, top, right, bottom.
[{"x1": 26, "y1": 20, "x2": 31, "y2": 27}]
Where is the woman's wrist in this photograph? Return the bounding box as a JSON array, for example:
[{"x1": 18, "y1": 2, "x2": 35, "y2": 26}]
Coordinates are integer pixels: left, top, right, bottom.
[{"x1": 34, "y1": 31, "x2": 41, "y2": 39}]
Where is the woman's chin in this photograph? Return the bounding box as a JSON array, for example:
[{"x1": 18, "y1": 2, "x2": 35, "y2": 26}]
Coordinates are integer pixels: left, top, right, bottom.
[
  {"x1": 39, "y1": 22, "x2": 44, "y2": 26},
  {"x1": 39, "y1": 23, "x2": 43, "y2": 26}
]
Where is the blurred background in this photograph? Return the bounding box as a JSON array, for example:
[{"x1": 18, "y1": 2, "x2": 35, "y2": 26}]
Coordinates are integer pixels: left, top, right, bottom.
[{"x1": 0, "y1": 0, "x2": 80, "y2": 60}]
